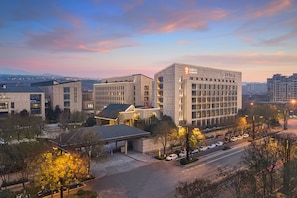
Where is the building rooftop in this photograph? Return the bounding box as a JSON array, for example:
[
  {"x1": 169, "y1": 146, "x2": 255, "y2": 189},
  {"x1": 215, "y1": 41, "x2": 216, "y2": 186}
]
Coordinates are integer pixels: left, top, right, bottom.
[
  {"x1": 97, "y1": 104, "x2": 133, "y2": 119},
  {"x1": 59, "y1": 124, "x2": 150, "y2": 147},
  {"x1": 0, "y1": 85, "x2": 43, "y2": 93}
]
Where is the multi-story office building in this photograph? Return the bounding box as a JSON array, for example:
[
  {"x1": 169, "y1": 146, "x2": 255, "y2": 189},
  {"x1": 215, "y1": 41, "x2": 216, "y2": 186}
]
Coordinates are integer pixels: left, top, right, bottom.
[
  {"x1": 0, "y1": 84, "x2": 45, "y2": 119},
  {"x1": 267, "y1": 74, "x2": 297, "y2": 102},
  {"x1": 154, "y1": 63, "x2": 242, "y2": 127},
  {"x1": 82, "y1": 90, "x2": 94, "y2": 114},
  {"x1": 93, "y1": 74, "x2": 153, "y2": 113},
  {"x1": 32, "y1": 80, "x2": 82, "y2": 113}
]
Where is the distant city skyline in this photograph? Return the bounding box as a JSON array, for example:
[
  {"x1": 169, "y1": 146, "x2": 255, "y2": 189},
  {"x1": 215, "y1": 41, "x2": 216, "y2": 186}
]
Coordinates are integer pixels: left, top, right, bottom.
[{"x1": 1, "y1": 0, "x2": 296, "y2": 82}]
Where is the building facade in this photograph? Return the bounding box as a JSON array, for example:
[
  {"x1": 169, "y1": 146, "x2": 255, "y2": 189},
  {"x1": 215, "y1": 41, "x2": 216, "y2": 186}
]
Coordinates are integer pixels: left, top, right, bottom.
[
  {"x1": 0, "y1": 84, "x2": 45, "y2": 119},
  {"x1": 32, "y1": 80, "x2": 82, "y2": 113},
  {"x1": 82, "y1": 90, "x2": 94, "y2": 114},
  {"x1": 93, "y1": 74, "x2": 153, "y2": 113},
  {"x1": 267, "y1": 73, "x2": 297, "y2": 103},
  {"x1": 154, "y1": 63, "x2": 242, "y2": 127}
]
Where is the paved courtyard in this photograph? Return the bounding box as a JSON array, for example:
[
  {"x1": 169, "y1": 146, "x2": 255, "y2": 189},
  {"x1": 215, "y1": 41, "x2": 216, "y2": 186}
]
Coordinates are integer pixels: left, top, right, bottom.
[{"x1": 90, "y1": 151, "x2": 159, "y2": 178}]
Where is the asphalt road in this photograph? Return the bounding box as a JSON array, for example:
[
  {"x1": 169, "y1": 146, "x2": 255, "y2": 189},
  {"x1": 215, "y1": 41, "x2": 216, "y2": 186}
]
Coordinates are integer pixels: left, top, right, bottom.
[{"x1": 84, "y1": 141, "x2": 249, "y2": 198}]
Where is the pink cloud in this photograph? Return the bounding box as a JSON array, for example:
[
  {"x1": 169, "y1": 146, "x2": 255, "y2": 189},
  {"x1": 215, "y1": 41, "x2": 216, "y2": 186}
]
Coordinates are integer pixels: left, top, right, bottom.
[
  {"x1": 251, "y1": 0, "x2": 292, "y2": 18},
  {"x1": 78, "y1": 38, "x2": 140, "y2": 53},
  {"x1": 141, "y1": 9, "x2": 228, "y2": 33}
]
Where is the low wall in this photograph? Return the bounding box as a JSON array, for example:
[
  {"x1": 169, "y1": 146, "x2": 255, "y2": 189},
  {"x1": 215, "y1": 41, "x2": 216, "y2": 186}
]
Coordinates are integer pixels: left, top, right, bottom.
[{"x1": 133, "y1": 137, "x2": 172, "y2": 154}]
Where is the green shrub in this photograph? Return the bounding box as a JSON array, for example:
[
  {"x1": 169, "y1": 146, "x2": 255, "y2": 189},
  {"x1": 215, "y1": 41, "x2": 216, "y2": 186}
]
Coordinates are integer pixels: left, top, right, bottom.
[
  {"x1": 77, "y1": 189, "x2": 85, "y2": 195},
  {"x1": 154, "y1": 155, "x2": 166, "y2": 160},
  {"x1": 0, "y1": 190, "x2": 15, "y2": 198}
]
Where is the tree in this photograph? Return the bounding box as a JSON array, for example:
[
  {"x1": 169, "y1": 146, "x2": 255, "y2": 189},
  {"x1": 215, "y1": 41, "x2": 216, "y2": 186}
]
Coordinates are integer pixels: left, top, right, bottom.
[
  {"x1": 177, "y1": 127, "x2": 205, "y2": 150},
  {"x1": 0, "y1": 141, "x2": 50, "y2": 190},
  {"x1": 62, "y1": 128, "x2": 103, "y2": 176},
  {"x1": 275, "y1": 133, "x2": 297, "y2": 196},
  {"x1": 242, "y1": 140, "x2": 283, "y2": 197},
  {"x1": 35, "y1": 150, "x2": 88, "y2": 198},
  {"x1": 236, "y1": 116, "x2": 247, "y2": 134},
  {"x1": 152, "y1": 115, "x2": 177, "y2": 155},
  {"x1": 85, "y1": 116, "x2": 97, "y2": 127},
  {"x1": 175, "y1": 178, "x2": 220, "y2": 198}
]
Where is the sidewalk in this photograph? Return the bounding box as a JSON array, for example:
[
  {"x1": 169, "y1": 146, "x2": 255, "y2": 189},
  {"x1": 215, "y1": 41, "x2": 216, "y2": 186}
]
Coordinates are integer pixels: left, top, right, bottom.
[{"x1": 90, "y1": 151, "x2": 158, "y2": 179}]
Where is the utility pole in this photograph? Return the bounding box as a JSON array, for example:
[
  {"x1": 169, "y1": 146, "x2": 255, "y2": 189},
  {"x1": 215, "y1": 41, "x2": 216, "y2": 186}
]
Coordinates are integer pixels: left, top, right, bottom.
[{"x1": 186, "y1": 126, "x2": 190, "y2": 162}]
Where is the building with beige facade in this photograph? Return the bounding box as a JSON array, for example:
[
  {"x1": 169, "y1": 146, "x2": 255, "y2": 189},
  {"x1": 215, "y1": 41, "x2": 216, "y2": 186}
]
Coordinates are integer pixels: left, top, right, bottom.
[
  {"x1": 0, "y1": 84, "x2": 45, "y2": 119},
  {"x1": 154, "y1": 63, "x2": 242, "y2": 128},
  {"x1": 93, "y1": 74, "x2": 153, "y2": 113},
  {"x1": 31, "y1": 80, "x2": 82, "y2": 114}
]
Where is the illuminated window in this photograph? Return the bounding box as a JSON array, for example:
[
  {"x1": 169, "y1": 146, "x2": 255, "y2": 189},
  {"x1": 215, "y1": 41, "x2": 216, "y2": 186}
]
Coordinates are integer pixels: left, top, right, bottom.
[{"x1": 0, "y1": 102, "x2": 8, "y2": 109}]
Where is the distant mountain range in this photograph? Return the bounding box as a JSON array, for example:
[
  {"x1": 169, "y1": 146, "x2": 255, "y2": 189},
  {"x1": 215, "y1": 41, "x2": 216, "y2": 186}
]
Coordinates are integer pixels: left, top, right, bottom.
[
  {"x1": 0, "y1": 68, "x2": 101, "y2": 91},
  {"x1": 0, "y1": 67, "x2": 36, "y2": 75}
]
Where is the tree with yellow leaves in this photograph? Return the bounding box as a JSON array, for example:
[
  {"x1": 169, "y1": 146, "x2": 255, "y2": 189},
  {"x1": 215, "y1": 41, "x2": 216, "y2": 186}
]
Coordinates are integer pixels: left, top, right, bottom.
[{"x1": 36, "y1": 150, "x2": 88, "y2": 198}]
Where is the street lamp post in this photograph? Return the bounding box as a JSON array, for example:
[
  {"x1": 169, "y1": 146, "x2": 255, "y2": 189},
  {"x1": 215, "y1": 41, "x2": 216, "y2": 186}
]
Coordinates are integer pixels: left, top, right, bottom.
[
  {"x1": 284, "y1": 108, "x2": 288, "y2": 130},
  {"x1": 250, "y1": 102, "x2": 255, "y2": 140},
  {"x1": 185, "y1": 127, "x2": 190, "y2": 162},
  {"x1": 252, "y1": 115, "x2": 255, "y2": 140}
]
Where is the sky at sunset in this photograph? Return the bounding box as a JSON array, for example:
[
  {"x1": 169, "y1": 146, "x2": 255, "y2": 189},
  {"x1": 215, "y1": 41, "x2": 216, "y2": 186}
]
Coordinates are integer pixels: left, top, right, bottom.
[{"x1": 0, "y1": 0, "x2": 297, "y2": 82}]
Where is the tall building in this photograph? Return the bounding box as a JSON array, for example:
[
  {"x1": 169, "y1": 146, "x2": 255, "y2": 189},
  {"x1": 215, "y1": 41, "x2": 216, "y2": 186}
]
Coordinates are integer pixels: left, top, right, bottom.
[
  {"x1": 31, "y1": 80, "x2": 82, "y2": 113},
  {"x1": 93, "y1": 74, "x2": 153, "y2": 113},
  {"x1": 267, "y1": 73, "x2": 297, "y2": 102},
  {"x1": 82, "y1": 90, "x2": 94, "y2": 114},
  {"x1": 0, "y1": 84, "x2": 45, "y2": 119},
  {"x1": 154, "y1": 63, "x2": 242, "y2": 127}
]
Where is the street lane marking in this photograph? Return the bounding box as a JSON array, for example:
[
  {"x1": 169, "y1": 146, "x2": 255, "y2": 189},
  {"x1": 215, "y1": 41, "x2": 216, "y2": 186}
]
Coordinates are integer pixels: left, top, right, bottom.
[{"x1": 205, "y1": 149, "x2": 244, "y2": 164}]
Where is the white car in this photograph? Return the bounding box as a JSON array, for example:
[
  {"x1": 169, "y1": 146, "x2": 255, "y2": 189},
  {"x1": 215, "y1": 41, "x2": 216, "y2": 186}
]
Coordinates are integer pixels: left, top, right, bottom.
[
  {"x1": 166, "y1": 153, "x2": 178, "y2": 161},
  {"x1": 199, "y1": 146, "x2": 208, "y2": 151},
  {"x1": 230, "y1": 137, "x2": 237, "y2": 142},
  {"x1": 179, "y1": 151, "x2": 186, "y2": 158},
  {"x1": 191, "y1": 148, "x2": 199, "y2": 154},
  {"x1": 215, "y1": 141, "x2": 223, "y2": 146},
  {"x1": 242, "y1": 133, "x2": 249, "y2": 138},
  {"x1": 207, "y1": 144, "x2": 216, "y2": 149},
  {"x1": 236, "y1": 135, "x2": 243, "y2": 140}
]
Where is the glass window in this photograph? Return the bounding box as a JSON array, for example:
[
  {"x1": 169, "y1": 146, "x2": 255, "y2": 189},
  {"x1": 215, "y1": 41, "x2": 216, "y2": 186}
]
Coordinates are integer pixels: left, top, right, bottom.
[
  {"x1": 158, "y1": 77, "x2": 163, "y2": 83},
  {"x1": 64, "y1": 101, "x2": 70, "y2": 107},
  {"x1": 0, "y1": 102, "x2": 8, "y2": 109},
  {"x1": 64, "y1": 94, "x2": 70, "y2": 100},
  {"x1": 64, "y1": 87, "x2": 70, "y2": 93}
]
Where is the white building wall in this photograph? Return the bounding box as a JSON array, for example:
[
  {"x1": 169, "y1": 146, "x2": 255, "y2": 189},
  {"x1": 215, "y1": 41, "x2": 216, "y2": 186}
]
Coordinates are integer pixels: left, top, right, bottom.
[
  {"x1": 0, "y1": 92, "x2": 45, "y2": 119},
  {"x1": 154, "y1": 63, "x2": 242, "y2": 127}
]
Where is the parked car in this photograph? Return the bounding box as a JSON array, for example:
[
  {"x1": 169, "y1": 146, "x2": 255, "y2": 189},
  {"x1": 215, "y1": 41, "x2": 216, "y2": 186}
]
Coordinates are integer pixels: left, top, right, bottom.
[
  {"x1": 236, "y1": 135, "x2": 243, "y2": 140},
  {"x1": 199, "y1": 146, "x2": 208, "y2": 151},
  {"x1": 242, "y1": 133, "x2": 249, "y2": 138},
  {"x1": 37, "y1": 189, "x2": 58, "y2": 197},
  {"x1": 179, "y1": 151, "x2": 186, "y2": 158},
  {"x1": 68, "y1": 181, "x2": 83, "y2": 189},
  {"x1": 166, "y1": 153, "x2": 178, "y2": 161},
  {"x1": 208, "y1": 144, "x2": 216, "y2": 149},
  {"x1": 0, "y1": 138, "x2": 4, "y2": 145},
  {"x1": 230, "y1": 137, "x2": 237, "y2": 142},
  {"x1": 215, "y1": 141, "x2": 223, "y2": 146},
  {"x1": 191, "y1": 148, "x2": 199, "y2": 154}
]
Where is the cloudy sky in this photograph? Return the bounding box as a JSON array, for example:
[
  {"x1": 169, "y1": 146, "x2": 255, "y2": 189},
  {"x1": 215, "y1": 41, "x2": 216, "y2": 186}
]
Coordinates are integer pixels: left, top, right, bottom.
[{"x1": 0, "y1": 0, "x2": 296, "y2": 82}]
